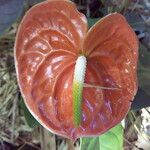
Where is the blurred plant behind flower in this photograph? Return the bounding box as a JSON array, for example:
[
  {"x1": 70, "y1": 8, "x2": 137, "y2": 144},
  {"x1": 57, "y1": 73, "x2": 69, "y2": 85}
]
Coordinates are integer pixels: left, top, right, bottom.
[{"x1": 0, "y1": 0, "x2": 150, "y2": 149}]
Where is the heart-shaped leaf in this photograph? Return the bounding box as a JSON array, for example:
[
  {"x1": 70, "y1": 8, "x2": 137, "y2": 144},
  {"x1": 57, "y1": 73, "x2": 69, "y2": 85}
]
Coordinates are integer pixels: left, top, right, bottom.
[
  {"x1": 80, "y1": 124, "x2": 123, "y2": 150},
  {"x1": 0, "y1": 0, "x2": 24, "y2": 36},
  {"x1": 99, "y1": 124, "x2": 123, "y2": 150}
]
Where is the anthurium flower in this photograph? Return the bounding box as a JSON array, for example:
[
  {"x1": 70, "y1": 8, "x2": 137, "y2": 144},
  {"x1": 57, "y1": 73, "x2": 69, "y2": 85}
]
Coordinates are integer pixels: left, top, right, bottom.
[{"x1": 14, "y1": 0, "x2": 138, "y2": 140}]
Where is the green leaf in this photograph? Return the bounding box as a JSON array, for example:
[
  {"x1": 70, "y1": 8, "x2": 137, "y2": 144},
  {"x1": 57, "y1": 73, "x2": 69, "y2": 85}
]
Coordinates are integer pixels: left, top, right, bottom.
[
  {"x1": 80, "y1": 124, "x2": 123, "y2": 150},
  {"x1": 131, "y1": 43, "x2": 150, "y2": 109},
  {"x1": 139, "y1": 43, "x2": 150, "y2": 67},
  {"x1": 99, "y1": 124, "x2": 123, "y2": 150},
  {"x1": 20, "y1": 97, "x2": 40, "y2": 128},
  {"x1": 138, "y1": 43, "x2": 150, "y2": 96},
  {"x1": 80, "y1": 137, "x2": 99, "y2": 150},
  {"x1": 131, "y1": 42, "x2": 150, "y2": 109},
  {"x1": 88, "y1": 18, "x2": 101, "y2": 28}
]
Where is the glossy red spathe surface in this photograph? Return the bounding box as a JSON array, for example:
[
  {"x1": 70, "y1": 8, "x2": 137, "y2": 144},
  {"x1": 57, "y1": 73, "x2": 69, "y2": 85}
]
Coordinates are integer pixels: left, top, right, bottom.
[{"x1": 15, "y1": 0, "x2": 138, "y2": 140}]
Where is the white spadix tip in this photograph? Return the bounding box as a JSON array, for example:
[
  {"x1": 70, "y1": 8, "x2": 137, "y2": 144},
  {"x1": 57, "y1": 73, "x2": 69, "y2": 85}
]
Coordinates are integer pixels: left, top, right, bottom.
[{"x1": 73, "y1": 55, "x2": 87, "y2": 83}]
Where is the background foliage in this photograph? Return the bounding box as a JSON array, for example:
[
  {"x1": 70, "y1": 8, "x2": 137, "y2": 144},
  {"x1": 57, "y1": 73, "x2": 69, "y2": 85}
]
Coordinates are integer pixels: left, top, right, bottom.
[{"x1": 0, "y1": 0, "x2": 150, "y2": 149}]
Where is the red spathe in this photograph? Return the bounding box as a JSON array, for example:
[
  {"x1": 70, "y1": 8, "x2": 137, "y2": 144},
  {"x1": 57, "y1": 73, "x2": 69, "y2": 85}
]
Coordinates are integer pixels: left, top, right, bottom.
[{"x1": 14, "y1": 0, "x2": 138, "y2": 140}]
